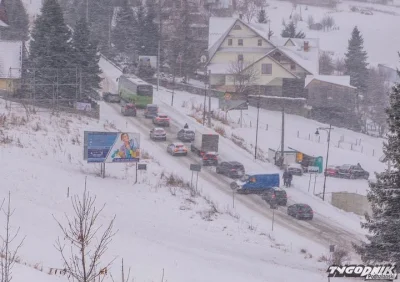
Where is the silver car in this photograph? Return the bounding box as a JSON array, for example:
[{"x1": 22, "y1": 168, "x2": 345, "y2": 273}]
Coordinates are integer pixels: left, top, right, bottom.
[{"x1": 150, "y1": 128, "x2": 167, "y2": 141}]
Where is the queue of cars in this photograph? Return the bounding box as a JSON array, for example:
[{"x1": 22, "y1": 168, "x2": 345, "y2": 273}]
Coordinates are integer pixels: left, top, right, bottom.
[{"x1": 325, "y1": 164, "x2": 369, "y2": 179}]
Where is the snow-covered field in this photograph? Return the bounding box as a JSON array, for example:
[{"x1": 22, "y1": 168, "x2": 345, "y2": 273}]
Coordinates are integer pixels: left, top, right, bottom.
[
  {"x1": 267, "y1": 0, "x2": 400, "y2": 67},
  {"x1": 2, "y1": 97, "x2": 364, "y2": 282}
]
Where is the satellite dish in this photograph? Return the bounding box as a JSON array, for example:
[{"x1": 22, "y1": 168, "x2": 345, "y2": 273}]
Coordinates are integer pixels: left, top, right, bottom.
[{"x1": 200, "y1": 55, "x2": 207, "y2": 63}]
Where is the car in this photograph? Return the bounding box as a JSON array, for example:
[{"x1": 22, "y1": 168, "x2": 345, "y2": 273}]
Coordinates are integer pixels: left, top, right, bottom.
[
  {"x1": 145, "y1": 104, "x2": 159, "y2": 118},
  {"x1": 121, "y1": 103, "x2": 137, "y2": 116},
  {"x1": 103, "y1": 92, "x2": 121, "y2": 103},
  {"x1": 167, "y1": 143, "x2": 188, "y2": 156},
  {"x1": 261, "y1": 188, "x2": 288, "y2": 206},
  {"x1": 337, "y1": 164, "x2": 369, "y2": 179},
  {"x1": 287, "y1": 163, "x2": 303, "y2": 176},
  {"x1": 177, "y1": 129, "x2": 195, "y2": 142},
  {"x1": 153, "y1": 113, "x2": 170, "y2": 126},
  {"x1": 325, "y1": 165, "x2": 340, "y2": 177},
  {"x1": 287, "y1": 203, "x2": 313, "y2": 220},
  {"x1": 150, "y1": 128, "x2": 167, "y2": 141},
  {"x1": 202, "y1": 152, "x2": 218, "y2": 166},
  {"x1": 216, "y1": 161, "x2": 245, "y2": 178}
]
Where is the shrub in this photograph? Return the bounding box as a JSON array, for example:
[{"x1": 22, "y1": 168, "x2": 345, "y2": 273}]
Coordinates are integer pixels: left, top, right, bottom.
[{"x1": 214, "y1": 125, "x2": 226, "y2": 137}]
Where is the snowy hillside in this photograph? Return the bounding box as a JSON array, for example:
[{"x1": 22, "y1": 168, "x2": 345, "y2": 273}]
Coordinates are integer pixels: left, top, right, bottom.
[{"x1": 0, "y1": 97, "x2": 362, "y2": 282}]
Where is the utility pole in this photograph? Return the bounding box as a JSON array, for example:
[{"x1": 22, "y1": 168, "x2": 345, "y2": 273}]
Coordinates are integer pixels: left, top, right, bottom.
[
  {"x1": 280, "y1": 106, "x2": 285, "y2": 168},
  {"x1": 315, "y1": 124, "x2": 334, "y2": 201},
  {"x1": 254, "y1": 86, "x2": 261, "y2": 160},
  {"x1": 156, "y1": 0, "x2": 162, "y2": 91},
  {"x1": 207, "y1": 71, "x2": 212, "y2": 128},
  {"x1": 86, "y1": 0, "x2": 89, "y2": 23},
  {"x1": 203, "y1": 72, "x2": 208, "y2": 126}
]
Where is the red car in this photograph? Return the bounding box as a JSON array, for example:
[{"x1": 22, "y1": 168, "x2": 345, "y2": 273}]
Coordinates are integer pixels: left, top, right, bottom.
[
  {"x1": 325, "y1": 165, "x2": 339, "y2": 177},
  {"x1": 153, "y1": 113, "x2": 170, "y2": 127}
]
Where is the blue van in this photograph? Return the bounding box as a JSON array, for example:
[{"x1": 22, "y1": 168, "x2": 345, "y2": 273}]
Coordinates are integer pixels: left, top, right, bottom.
[{"x1": 230, "y1": 174, "x2": 280, "y2": 194}]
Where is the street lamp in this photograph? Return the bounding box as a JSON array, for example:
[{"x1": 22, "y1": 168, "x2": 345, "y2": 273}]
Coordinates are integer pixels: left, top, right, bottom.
[
  {"x1": 315, "y1": 124, "x2": 334, "y2": 201},
  {"x1": 254, "y1": 95, "x2": 261, "y2": 160}
]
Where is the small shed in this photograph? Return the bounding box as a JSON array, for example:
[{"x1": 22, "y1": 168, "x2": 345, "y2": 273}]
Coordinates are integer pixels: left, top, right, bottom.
[{"x1": 268, "y1": 148, "x2": 298, "y2": 166}]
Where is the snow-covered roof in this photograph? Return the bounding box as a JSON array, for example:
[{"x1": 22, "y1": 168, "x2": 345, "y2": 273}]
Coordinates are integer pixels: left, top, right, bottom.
[
  {"x1": 275, "y1": 43, "x2": 319, "y2": 75},
  {"x1": 0, "y1": 41, "x2": 22, "y2": 79},
  {"x1": 208, "y1": 17, "x2": 236, "y2": 49},
  {"x1": 0, "y1": 19, "x2": 7, "y2": 27},
  {"x1": 248, "y1": 95, "x2": 306, "y2": 101},
  {"x1": 305, "y1": 75, "x2": 357, "y2": 89}
]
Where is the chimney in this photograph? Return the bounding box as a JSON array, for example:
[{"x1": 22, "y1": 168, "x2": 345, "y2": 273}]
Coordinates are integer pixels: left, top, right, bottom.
[
  {"x1": 239, "y1": 13, "x2": 243, "y2": 20},
  {"x1": 304, "y1": 41, "x2": 309, "y2": 52}
]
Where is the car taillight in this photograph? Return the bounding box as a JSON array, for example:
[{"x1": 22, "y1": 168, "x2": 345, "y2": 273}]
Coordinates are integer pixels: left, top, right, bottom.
[
  {"x1": 272, "y1": 195, "x2": 275, "y2": 198},
  {"x1": 231, "y1": 169, "x2": 236, "y2": 171},
  {"x1": 174, "y1": 149, "x2": 178, "y2": 152}
]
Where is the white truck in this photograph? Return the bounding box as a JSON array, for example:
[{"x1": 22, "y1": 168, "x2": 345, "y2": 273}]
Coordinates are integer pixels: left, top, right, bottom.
[{"x1": 190, "y1": 127, "x2": 219, "y2": 157}]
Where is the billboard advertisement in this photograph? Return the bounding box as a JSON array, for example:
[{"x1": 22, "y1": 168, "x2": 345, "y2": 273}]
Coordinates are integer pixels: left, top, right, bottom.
[{"x1": 84, "y1": 131, "x2": 140, "y2": 163}]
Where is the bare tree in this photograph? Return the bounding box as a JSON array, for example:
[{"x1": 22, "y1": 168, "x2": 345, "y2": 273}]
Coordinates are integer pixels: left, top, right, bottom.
[
  {"x1": 0, "y1": 192, "x2": 25, "y2": 282},
  {"x1": 110, "y1": 258, "x2": 131, "y2": 282},
  {"x1": 237, "y1": 0, "x2": 266, "y2": 23},
  {"x1": 227, "y1": 60, "x2": 260, "y2": 96},
  {"x1": 54, "y1": 181, "x2": 117, "y2": 282}
]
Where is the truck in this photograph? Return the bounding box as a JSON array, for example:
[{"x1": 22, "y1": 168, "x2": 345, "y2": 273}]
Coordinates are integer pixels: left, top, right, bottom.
[
  {"x1": 230, "y1": 173, "x2": 280, "y2": 194},
  {"x1": 190, "y1": 127, "x2": 219, "y2": 157}
]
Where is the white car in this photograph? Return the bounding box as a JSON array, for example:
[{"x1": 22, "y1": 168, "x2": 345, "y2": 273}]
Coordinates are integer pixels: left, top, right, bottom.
[
  {"x1": 167, "y1": 143, "x2": 188, "y2": 156},
  {"x1": 287, "y1": 163, "x2": 303, "y2": 176}
]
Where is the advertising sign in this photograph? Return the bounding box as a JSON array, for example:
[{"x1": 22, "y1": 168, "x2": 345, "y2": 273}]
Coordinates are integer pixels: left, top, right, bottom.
[
  {"x1": 218, "y1": 98, "x2": 248, "y2": 111},
  {"x1": 308, "y1": 166, "x2": 319, "y2": 173},
  {"x1": 76, "y1": 102, "x2": 92, "y2": 111},
  {"x1": 84, "y1": 131, "x2": 140, "y2": 163}
]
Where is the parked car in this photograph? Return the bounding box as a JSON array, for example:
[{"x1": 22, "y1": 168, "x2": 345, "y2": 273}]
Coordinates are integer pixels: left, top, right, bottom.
[
  {"x1": 325, "y1": 165, "x2": 340, "y2": 177},
  {"x1": 177, "y1": 129, "x2": 195, "y2": 142},
  {"x1": 261, "y1": 188, "x2": 287, "y2": 206},
  {"x1": 338, "y1": 164, "x2": 369, "y2": 179},
  {"x1": 202, "y1": 152, "x2": 218, "y2": 166},
  {"x1": 153, "y1": 113, "x2": 170, "y2": 127},
  {"x1": 287, "y1": 203, "x2": 313, "y2": 220},
  {"x1": 103, "y1": 92, "x2": 121, "y2": 103},
  {"x1": 216, "y1": 161, "x2": 245, "y2": 178},
  {"x1": 167, "y1": 143, "x2": 188, "y2": 156},
  {"x1": 121, "y1": 103, "x2": 137, "y2": 116},
  {"x1": 145, "y1": 104, "x2": 159, "y2": 118},
  {"x1": 287, "y1": 163, "x2": 303, "y2": 176},
  {"x1": 150, "y1": 128, "x2": 167, "y2": 141}
]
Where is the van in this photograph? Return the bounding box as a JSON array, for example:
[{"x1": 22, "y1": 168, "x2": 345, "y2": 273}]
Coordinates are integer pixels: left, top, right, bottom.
[
  {"x1": 145, "y1": 104, "x2": 159, "y2": 118},
  {"x1": 231, "y1": 173, "x2": 280, "y2": 194}
]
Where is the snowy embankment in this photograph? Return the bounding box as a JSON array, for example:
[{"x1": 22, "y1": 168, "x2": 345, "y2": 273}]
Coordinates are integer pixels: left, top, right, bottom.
[{"x1": 0, "y1": 97, "x2": 356, "y2": 282}]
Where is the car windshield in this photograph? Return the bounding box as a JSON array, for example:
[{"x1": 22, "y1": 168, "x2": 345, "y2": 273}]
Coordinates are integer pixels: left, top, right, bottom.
[
  {"x1": 233, "y1": 164, "x2": 243, "y2": 170},
  {"x1": 185, "y1": 131, "x2": 194, "y2": 134},
  {"x1": 176, "y1": 145, "x2": 183, "y2": 148},
  {"x1": 155, "y1": 129, "x2": 164, "y2": 133},
  {"x1": 159, "y1": 115, "x2": 168, "y2": 118}
]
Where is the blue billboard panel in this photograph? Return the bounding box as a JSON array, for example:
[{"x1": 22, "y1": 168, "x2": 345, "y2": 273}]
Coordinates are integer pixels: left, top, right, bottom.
[{"x1": 84, "y1": 131, "x2": 141, "y2": 163}]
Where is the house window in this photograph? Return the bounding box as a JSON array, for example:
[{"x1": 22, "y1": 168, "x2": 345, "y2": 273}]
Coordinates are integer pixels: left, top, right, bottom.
[
  {"x1": 228, "y1": 39, "x2": 232, "y2": 46},
  {"x1": 290, "y1": 63, "x2": 296, "y2": 71},
  {"x1": 258, "y1": 39, "x2": 262, "y2": 46},
  {"x1": 233, "y1": 24, "x2": 242, "y2": 30},
  {"x1": 238, "y1": 54, "x2": 243, "y2": 61},
  {"x1": 261, "y1": 63, "x2": 272, "y2": 75},
  {"x1": 238, "y1": 39, "x2": 243, "y2": 46}
]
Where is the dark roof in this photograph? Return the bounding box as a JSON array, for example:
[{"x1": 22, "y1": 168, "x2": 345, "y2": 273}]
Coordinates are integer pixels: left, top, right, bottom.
[{"x1": 0, "y1": 0, "x2": 8, "y2": 25}]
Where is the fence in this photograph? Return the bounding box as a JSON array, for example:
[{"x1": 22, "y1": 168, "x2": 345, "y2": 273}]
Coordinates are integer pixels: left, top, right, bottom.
[
  {"x1": 331, "y1": 192, "x2": 372, "y2": 216},
  {"x1": 0, "y1": 96, "x2": 100, "y2": 119}
]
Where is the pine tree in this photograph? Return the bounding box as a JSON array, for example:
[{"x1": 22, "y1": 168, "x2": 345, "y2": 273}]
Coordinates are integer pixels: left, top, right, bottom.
[
  {"x1": 88, "y1": 0, "x2": 114, "y2": 53},
  {"x1": 72, "y1": 17, "x2": 102, "y2": 97},
  {"x1": 112, "y1": 0, "x2": 135, "y2": 55},
  {"x1": 257, "y1": 9, "x2": 268, "y2": 23},
  {"x1": 319, "y1": 52, "x2": 334, "y2": 75},
  {"x1": 344, "y1": 26, "x2": 369, "y2": 93},
  {"x1": 134, "y1": 0, "x2": 147, "y2": 56},
  {"x1": 29, "y1": 0, "x2": 73, "y2": 98},
  {"x1": 281, "y1": 21, "x2": 306, "y2": 38},
  {"x1": 169, "y1": 0, "x2": 197, "y2": 81},
  {"x1": 2, "y1": 0, "x2": 29, "y2": 41},
  {"x1": 353, "y1": 65, "x2": 400, "y2": 267},
  {"x1": 143, "y1": 0, "x2": 158, "y2": 56}
]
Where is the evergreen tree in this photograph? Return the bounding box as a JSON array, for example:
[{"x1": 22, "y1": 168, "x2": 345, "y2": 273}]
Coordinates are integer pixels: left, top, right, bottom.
[
  {"x1": 344, "y1": 26, "x2": 369, "y2": 93},
  {"x1": 169, "y1": 0, "x2": 197, "y2": 81},
  {"x1": 134, "y1": 0, "x2": 147, "y2": 56},
  {"x1": 72, "y1": 17, "x2": 102, "y2": 97},
  {"x1": 257, "y1": 9, "x2": 268, "y2": 23},
  {"x1": 142, "y1": 0, "x2": 158, "y2": 56},
  {"x1": 88, "y1": 0, "x2": 114, "y2": 53},
  {"x1": 354, "y1": 64, "x2": 400, "y2": 266},
  {"x1": 2, "y1": 0, "x2": 29, "y2": 41},
  {"x1": 319, "y1": 52, "x2": 334, "y2": 75},
  {"x1": 281, "y1": 21, "x2": 306, "y2": 38},
  {"x1": 29, "y1": 0, "x2": 73, "y2": 98},
  {"x1": 112, "y1": 0, "x2": 135, "y2": 55}
]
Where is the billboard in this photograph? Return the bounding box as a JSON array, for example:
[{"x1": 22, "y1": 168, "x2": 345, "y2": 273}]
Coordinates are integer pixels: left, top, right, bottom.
[
  {"x1": 218, "y1": 98, "x2": 248, "y2": 111},
  {"x1": 84, "y1": 131, "x2": 140, "y2": 163}
]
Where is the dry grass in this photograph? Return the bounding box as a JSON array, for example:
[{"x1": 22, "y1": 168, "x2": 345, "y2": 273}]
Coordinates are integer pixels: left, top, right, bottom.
[
  {"x1": 318, "y1": 248, "x2": 350, "y2": 265},
  {"x1": 141, "y1": 149, "x2": 152, "y2": 159},
  {"x1": 214, "y1": 125, "x2": 226, "y2": 137}
]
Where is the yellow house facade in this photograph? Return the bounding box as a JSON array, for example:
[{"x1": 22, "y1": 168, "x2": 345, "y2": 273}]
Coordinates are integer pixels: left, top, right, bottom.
[{"x1": 0, "y1": 40, "x2": 23, "y2": 94}]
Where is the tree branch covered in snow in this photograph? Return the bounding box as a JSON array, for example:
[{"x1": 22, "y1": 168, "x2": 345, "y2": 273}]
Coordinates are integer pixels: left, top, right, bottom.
[
  {"x1": 0, "y1": 192, "x2": 25, "y2": 282},
  {"x1": 54, "y1": 182, "x2": 117, "y2": 282}
]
